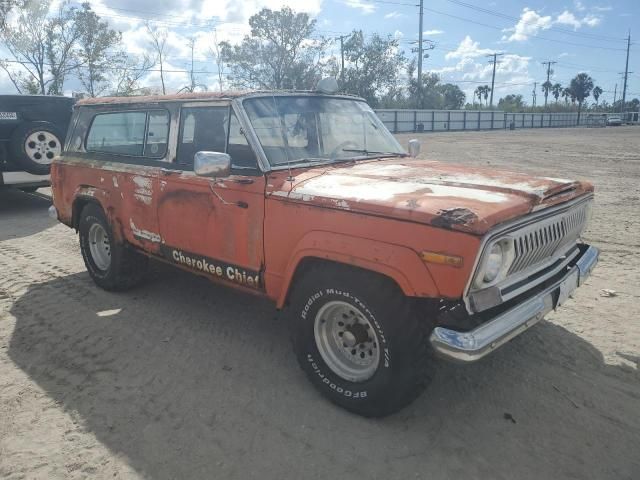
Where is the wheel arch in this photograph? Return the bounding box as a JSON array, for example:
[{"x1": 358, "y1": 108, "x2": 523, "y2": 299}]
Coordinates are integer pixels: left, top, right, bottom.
[{"x1": 72, "y1": 188, "x2": 124, "y2": 243}]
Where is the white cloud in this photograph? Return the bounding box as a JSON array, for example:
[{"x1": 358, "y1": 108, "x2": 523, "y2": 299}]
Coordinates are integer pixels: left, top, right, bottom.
[
  {"x1": 574, "y1": 0, "x2": 586, "y2": 11},
  {"x1": 384, "y1": 11, "x2": 403, "y2": 19},
  {"x1": 502, "y1": 8, "x2": 553, "y2": 42},
  {"x1": 556, "y1": 10, "x2": 601, "y2": 29},
  {"x1": 437, "y1": 36, "x2": 532, "y2": 101},
  {"x1": 593, "y1": 6, "x2": 613, "y2": 12},
  {"x1": 423, "y1": 29, "x2": 444, "y2": 36},
  {"x1": 445, "y1": 36, "x2": 494, "y2": 60},
  {"x1": 343, "y1": 0, "x2": 375, "y2": 15},
  {"x1": 503, "y1": 7, "x2": 603, "y2": 42}
]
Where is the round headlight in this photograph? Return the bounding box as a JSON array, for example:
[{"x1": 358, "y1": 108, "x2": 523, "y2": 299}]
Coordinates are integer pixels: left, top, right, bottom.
[{"x1": 483, "y1": 243, "x2": 504, "y2": 283}]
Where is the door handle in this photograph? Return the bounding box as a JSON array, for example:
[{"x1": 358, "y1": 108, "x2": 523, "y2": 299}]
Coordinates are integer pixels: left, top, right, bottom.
[{"x1": 233, "y1": 178, "x2": 254, "y2": 184}]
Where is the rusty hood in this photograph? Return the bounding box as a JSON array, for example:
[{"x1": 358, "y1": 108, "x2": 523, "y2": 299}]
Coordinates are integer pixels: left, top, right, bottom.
[{"x1": 268, "y1": 158, "x2": 593, "y2": 235}]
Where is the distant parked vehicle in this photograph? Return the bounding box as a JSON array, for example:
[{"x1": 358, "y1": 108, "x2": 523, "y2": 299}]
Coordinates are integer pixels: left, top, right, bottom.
[
  {"x1": 0, "y1": 95, "x2": 74, "y2": 191},
  {"x1": 606, "y1": 115, "x2": 623, "y2": 126}
]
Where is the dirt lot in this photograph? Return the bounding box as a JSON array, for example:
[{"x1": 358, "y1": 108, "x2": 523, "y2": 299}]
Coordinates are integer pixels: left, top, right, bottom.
[{"x1": 1, "y1": 127, "x2": 639, "y2": 480}]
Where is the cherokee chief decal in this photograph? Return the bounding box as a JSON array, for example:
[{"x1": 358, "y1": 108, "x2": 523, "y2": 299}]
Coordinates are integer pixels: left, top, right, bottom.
[{"x1": 161, "y1": 246, "x2": 261, "y2": 289}]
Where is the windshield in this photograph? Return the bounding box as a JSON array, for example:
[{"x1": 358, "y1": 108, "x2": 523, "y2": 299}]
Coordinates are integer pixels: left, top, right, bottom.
[{"x1": 243, "y1": 96, "x2": 405, "y2": 167}]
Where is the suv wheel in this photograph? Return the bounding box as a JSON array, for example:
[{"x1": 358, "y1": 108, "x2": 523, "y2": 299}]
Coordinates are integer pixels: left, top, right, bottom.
[
  {"x1": 79, "y1": 204, "x2": 148, "y2": 291},
  {"x1": 289, "y1": 265, "x2": 434, "y2": 417},
  {"x1": 9, "y1": 121, "x2": 64, "y2": 175}
]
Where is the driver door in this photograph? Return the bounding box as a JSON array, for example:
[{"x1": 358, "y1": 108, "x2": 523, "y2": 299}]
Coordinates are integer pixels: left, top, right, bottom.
[{"x1": 157, "y1": 104, "x2": 266, "y2": 290}]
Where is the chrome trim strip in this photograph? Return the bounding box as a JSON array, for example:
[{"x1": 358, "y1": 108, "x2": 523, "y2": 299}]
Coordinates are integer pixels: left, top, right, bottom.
[
  {"x1": 432, "y1": 245, "x2": 599, "y2": 363},
  {"x1": 462, "y1": 194, "x2": 594, "y2": 314}
]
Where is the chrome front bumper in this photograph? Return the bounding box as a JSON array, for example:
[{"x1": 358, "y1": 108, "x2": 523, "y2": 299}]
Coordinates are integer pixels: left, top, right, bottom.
[{"x1": 430, "y1": 244, "x2": 599, "y2": 363}]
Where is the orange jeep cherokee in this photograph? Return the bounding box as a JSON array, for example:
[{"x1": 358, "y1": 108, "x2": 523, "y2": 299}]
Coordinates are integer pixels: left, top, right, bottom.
[{"x1": 50, "y1": 89, "x2": 598, "y2": 417}]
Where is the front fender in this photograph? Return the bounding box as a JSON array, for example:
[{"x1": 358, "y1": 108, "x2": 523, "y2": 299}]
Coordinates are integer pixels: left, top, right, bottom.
[{"x1": 274, "y1": 231, "x2": 441, "y2": 308}]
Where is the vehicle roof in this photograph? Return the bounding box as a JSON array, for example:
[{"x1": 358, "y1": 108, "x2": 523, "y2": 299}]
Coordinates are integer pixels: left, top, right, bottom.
[
  {"x1": 75, "y1": 90, "x2": 363, "y2": 106},
  {"x1": 0, "y1": 94, "x2": 74, "y2": 101}
]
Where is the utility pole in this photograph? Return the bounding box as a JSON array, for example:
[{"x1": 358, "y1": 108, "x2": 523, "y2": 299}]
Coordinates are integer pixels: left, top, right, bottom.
[
  {"x1": 621, "y1": 31, "x2": 631, "y2": 113},
  {"x1": 417, "y1": 0, "x2": 424, "y2": 88},
  {"x1": 532, "y1": 82, "x2": 537, "y2": 108},
  {"x1": 487, "y1": 53, "x2": 504, "y2": 108},
  {"x1": 542, "y1": 60, "x2": 557, "y2": 108},
  {"x1": 613, "y1": 83, "x2": 617, "y2": 106}
]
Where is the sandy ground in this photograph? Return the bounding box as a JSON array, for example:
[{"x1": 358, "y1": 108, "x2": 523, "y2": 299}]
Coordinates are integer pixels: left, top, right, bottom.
[{"x1": 1, "y1": 126, "x2": 639, "y2": 480}]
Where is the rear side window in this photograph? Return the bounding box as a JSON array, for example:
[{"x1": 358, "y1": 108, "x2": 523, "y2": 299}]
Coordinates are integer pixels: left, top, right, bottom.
[{"x1": 86, "y1": 110, "x2": 169, "y2": 158}]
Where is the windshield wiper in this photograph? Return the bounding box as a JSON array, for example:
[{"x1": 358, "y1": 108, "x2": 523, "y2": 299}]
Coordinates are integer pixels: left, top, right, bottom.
[
  {"x1": 284, "y1": 158, "x2": 334, "y2": 167},
  {"x1": 342, "y1": 149, "x2": 407, "y2": 157}
]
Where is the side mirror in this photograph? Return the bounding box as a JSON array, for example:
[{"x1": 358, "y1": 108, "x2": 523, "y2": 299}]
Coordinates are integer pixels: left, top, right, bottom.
[
  {"x1": 408, "y1": 139, "x2": 421, "y2": 158},
  {"x1": 194, "y1": 151, "x2": 231, "y2": 178}
]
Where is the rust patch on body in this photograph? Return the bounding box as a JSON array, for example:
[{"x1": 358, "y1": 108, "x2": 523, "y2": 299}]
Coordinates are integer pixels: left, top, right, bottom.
[{"x1": 431, "y1": 207, "x2": 479, "y2": 229}]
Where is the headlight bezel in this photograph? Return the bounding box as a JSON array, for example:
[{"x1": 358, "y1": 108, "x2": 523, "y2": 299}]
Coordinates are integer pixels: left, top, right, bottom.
[{"x1": 472, "y1": 237, "x2": 515, "y2": 290}]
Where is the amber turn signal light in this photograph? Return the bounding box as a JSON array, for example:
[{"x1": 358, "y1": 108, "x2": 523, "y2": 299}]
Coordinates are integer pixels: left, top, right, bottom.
[{"x1": 420, "y1": 251, "x2": 463, "y2": 267}]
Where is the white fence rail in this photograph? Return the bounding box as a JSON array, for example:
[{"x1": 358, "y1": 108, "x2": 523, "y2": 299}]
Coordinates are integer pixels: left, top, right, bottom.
[{"x1": 375, "y1": 109, "x2": 640, "y2": 133}]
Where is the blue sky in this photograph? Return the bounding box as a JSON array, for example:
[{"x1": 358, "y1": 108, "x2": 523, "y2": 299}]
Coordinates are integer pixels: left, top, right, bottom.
[{"x1": 1, "y1": 0, "x2": 637, "y2": 104}]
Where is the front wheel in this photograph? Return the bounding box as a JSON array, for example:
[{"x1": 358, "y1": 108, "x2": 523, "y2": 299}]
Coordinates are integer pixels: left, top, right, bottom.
[
  {"x1": 289, "y1": 265, "x2": 434, "y2": 417},
  {"x1": 78, "y1": 203, "x2": 148, "y2": 291}
]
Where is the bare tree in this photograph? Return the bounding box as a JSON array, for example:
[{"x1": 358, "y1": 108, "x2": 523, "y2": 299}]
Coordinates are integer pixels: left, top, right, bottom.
[
  {"x1": 46, "y1": 1, "x2": 83, "y2": 95},
  {"x1": 146, "y1": 22, "x2": 168, "y2": 94},
  {"x1": 112, "y1": 53, "x2": 155, "y2": 96},
  {"x1": 210, "y1": 28, "x2": 225, "y2": 92},
  {"x1": 74, "y1": 2, "x2": 122, "y2": 97},
  {"x1": 188, "y1": 37, "x2": 196, "y2": 92},
  {"x1": 0, "y1": 0, "x2": 55, "y2": 94}
]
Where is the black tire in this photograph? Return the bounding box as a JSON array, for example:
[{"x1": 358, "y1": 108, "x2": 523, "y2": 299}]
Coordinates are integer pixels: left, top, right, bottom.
[
  {"x1": 9, "y1": 121, "x2": 64, "y2": 175},
  {"x1": 79, "y1": 203, "x2": 148, "y2": 291},
  {"x1": 19, "y1": 186, "x2": 39, "y2": 193},
  {"x1": 289, "y1": 264, "x2": 434, "y2": 417}
]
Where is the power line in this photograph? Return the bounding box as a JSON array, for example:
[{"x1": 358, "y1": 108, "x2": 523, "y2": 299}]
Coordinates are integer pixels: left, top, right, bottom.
[
  {"x1": 420, "y1": 5, "x2": 628, "y2": 52},
  {"x1": 442, "y1": 0, "x2": 625, "y2": 43}
]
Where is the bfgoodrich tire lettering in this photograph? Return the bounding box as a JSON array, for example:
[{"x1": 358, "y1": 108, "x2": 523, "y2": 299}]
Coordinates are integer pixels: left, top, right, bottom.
[
  {"x1": 290, "y1": 265, "x2": 434, "y2": 417},
  {"x1": 79, "y1": 204, "x2": 148, "y2": 291}
]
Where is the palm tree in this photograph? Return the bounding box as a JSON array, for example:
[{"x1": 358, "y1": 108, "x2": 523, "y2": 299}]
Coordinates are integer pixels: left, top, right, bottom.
[
  {"x1": 593, "y1": 86, "x2": 603, "y2": 107},
  {"x1": 484, "y1": 85, "x2": 491, "y2": 106},
  {"x1": 569, "y1": 73, "x2": 594, "y2": 124},
  {"x1": 562, "y1": 87, "x2": 572, "y2": 105},
  {"x1": 552, "y1": 83, "x2": 562, "y2": 104},
  {"x1": 542, "y1": 80, "x2": 553, "y2": 107},
  {"x1": 474, "y1": 86, "x2": 483, "y2": 108}
]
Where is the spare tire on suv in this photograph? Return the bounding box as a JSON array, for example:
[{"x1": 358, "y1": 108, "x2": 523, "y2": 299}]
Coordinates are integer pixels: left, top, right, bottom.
[{"x1": 9, "y1": 121, "x2": 64, "y2": 175}]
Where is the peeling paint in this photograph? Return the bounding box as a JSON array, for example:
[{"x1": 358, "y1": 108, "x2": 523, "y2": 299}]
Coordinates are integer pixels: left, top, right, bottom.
[
  {"x1": 112, "y1": 176, "x2": 119, "y2": 188},
  {"x1": 132, "y1": 175, "x2": 153, "y2": 196},
  {"x1": 134, "y1": 193, "x2": 152, "y2": 205},
  {"x1": 129, "y1": 219, "x2": 161, "y2": 243},
  {"x1": 431, "y1": 207, "x2": 479, "y2": 229},
  {"x1": 292, "y1": 175, "x2": 510, "y2": 204}
]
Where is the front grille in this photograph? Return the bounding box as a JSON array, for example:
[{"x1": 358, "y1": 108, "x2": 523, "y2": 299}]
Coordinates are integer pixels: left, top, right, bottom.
[{"x1": 508, "y1": 200, "x2": 590, "y2": 275}]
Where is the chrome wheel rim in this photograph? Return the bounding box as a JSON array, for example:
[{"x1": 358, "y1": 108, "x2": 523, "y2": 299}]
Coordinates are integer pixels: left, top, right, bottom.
[
  {"x1": 88, "y1": 223, "x2": 111, "y2": 271},
  {"x1": 25, "y1": 131, "x2": 61, "y2": 165},
  {"x1": 314, "y1": 300, "x2": 380, "y2": 382}
]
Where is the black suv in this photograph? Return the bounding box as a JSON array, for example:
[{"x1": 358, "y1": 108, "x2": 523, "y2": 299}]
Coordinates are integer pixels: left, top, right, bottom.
[{"x1": 1, "y1": 95, "x2": 74, "y2": 188}]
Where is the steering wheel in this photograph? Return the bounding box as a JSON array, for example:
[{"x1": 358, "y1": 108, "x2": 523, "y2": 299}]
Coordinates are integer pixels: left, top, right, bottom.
[{"x1": 329, "y1": 140, "x2": 359, "y2": 159}]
